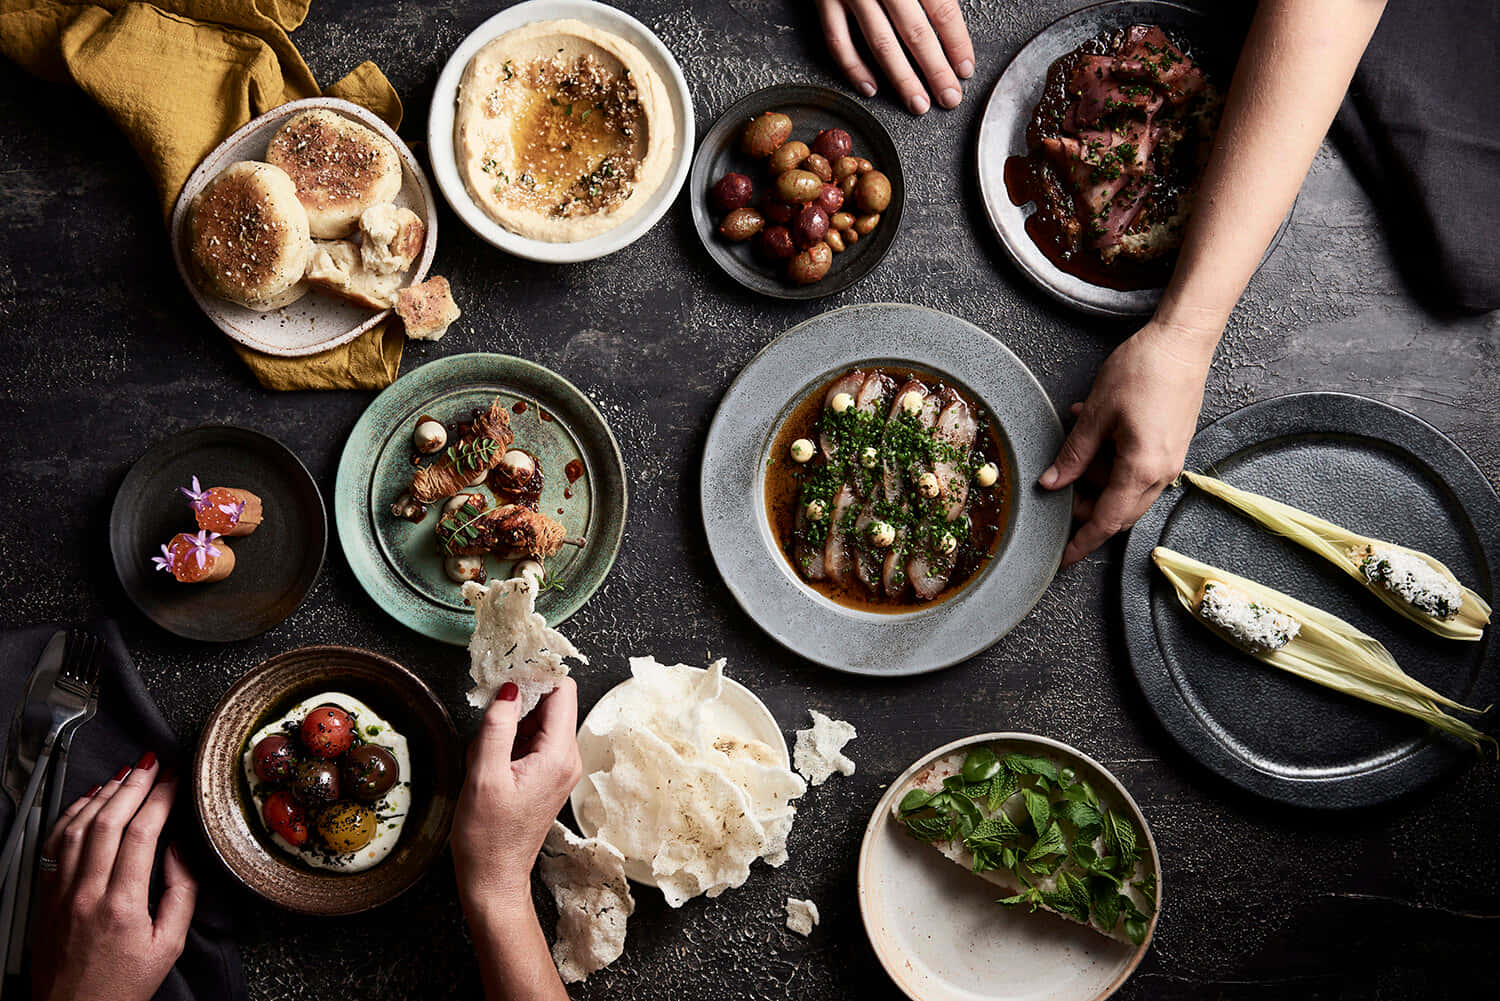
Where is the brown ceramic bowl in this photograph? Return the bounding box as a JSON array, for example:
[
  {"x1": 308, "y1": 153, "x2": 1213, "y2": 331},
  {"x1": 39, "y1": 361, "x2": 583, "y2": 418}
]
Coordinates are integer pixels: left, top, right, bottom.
[{"x1": 194, "y1": 645, "x2": 461, "y2": 914}]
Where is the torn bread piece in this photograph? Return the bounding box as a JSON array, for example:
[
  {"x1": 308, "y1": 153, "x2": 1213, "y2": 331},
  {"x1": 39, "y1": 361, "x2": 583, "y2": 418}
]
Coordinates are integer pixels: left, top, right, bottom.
[
  {"x1": 462, "y1": 577, "x2": 587, "y2": 714},
  {"x1": 359, "y1": 203, "x2": 426, "y2": 275},
  {"x1": 305, "y1": 239, "x2": 404, "y2": 309},
  {"x1": 793, "y1": 709, "x2": 857, "y2": 786},
  {"x1": 540, "y1": 821, "x2": 634, "y2": 984},
  {"x1": 785, "y1": 897, "x2": 819, "y2": 936},
  {"x1": 396, "y1": 276, "x2": 461, "y2": 341}
]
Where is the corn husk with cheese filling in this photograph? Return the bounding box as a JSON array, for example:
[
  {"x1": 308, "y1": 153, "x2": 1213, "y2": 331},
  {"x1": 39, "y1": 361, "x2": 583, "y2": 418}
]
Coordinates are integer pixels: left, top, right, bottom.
[
  {"x1": 1152, "y1": 546, "x2": 1493, "y2": 754},
  {"x1": 1182, "y1": 471, "x2": 1491, "y2": 641}
]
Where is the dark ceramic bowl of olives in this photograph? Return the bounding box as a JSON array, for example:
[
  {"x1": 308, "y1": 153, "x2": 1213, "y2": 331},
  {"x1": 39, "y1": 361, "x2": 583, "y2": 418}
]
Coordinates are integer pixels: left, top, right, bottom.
[
  {"x1": 689, "y1": 84, "x2": 905, "y2": 301},
  {"x1": 194, "y1": 645, "x2": 462, "y2": 915}
]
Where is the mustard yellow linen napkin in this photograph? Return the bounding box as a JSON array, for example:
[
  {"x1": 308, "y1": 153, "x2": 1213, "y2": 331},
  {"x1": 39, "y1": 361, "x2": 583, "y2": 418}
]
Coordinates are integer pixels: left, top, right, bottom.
[{"x1": 0, "y1": 0, "x2": 408, "y2": 390}]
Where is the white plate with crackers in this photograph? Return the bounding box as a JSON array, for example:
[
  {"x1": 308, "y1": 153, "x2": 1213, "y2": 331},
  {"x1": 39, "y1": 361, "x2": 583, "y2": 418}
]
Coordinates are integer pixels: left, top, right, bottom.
[
  {"x1": 169, "y1": 97, "x2": 438, "y2": 358},
  {"x1": 859, "y1": 733, "x2": 1162, "y2": 1001}
]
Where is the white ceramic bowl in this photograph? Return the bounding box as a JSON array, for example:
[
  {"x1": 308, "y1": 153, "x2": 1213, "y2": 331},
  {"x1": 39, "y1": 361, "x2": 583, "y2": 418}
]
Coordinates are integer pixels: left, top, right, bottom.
[
  {"x1": 859, "y1": 733, "x2": 1162, "y2": 1001},
  {"x1": 427, "y1": 0, "x2": 694, "y2": 263},
  {"x1": 569, "y1": 665, "x2": 788, "y2": 887},
  {"x1": 169, "y1": 97, "x2": 437, "y2": 358}
]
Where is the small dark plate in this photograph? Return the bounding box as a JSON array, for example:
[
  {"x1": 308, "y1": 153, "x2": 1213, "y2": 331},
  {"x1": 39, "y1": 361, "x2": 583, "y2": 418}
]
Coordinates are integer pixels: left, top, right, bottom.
[
  {"x1": 1122, "y1": 393, "x2": 1499, "y2": 808},
  {"x1": 977, "y1": 0, "x2": 1291, "y2": 317},
  {"x1": 110, "y1": 426, "x2": 326, "y2": 642},
  {"x1": 689, "y1": 84, "x2": 904, "y2": 301}
]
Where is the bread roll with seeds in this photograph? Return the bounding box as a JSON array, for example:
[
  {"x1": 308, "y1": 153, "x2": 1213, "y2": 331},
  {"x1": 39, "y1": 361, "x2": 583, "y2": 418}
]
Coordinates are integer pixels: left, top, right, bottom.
[
  {"x1": 396, "y1": 277, "x2": 460, "y2": 341},
  {"x1": 359, "y1": 203, "x2": 426, "y2": 274},
  {"x1": 266, "y1": 109, "x2": 402, "y2": 238},
  {"x1": 188, "y1": 161, "x2": 313, "y2": 311}
]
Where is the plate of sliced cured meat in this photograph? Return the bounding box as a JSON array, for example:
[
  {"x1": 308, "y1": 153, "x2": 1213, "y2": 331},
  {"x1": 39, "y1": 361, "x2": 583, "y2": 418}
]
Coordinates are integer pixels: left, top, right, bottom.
[
  {"x1": 701, "y1": 303, "x2": 1071, "y2": 676},
  {"x1": 334, "y1": 353, "x2": 627, "y2": 644},
  {"x1": 977, "y1": 1, "x2": 1291, "y2": 316}
]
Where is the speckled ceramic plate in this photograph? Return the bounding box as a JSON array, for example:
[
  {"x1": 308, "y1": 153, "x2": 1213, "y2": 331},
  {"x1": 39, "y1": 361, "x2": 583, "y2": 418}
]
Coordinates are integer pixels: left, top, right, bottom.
[
  {"x1": 569, "y1": 664, "x2": 789, "y2": 887},
  {"x1": 335, "y1": 353, "x2": 626, "y2": 645},
  {"x1": 109, "y1": 425, "x2": 326, "y2": 642},
  {"x1": 427, "y1": 0, "x2": 693, "y2": 263},
  {"x1": 976, "y1": 1, "x2": 1290, "y2": 317},
  {"x1": 194, "y1": 645, "x2": 461, "y2": 915},
  {"x1": 859, "y1": 733, "x2": 1161, "y2": 1001},
  {"x1": 1122, "y1": 393, "x2": 1500, "y2": 808},
  {"x1": 701, "y1": 303, "x2": 1070, "y2": 676},
  {"x1": 169, "y1": 97, "x2": 437, "y2": 356},
  {"x1": 688, "y1": 84, "x2": 904, "y2": 300}
]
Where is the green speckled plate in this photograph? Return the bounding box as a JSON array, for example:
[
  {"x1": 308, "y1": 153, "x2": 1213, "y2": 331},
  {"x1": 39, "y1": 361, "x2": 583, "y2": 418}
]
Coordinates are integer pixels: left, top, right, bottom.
[{"x1": 335, "y1": 353, "x2": 627, "y2": 644}]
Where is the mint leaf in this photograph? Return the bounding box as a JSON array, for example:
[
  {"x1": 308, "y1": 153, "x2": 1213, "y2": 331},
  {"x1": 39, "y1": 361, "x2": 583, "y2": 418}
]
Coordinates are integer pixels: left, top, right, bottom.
[
  {"x1": 903, "y1": 815, "x2": 949, "y2": 842},
  {"x1": 997, "y1": 887, "x2": 1043, "y2": 911},
  {"x1": 987, "y1": 769, "x2": 1018, "y2": 812},
  {"x1": 966, "y1": 813, "x2": 1023, "y2": 847},
  {"x1": 1055, "y1": 799, "x2": 1104, "y2": 841},
  {"x1": 1021, "y1": 786, "x2": 1051, "y2": 837},
  {"x1": 898, "y1": 789, "x2": 933, "y2": 815},
  {"x1": 1123, "y1": 913, "x2": 1149, "y2": 945},
  {"x1": 1042, "y1": 870, "x2": 1090, "y2": 922},
  {"x1": 1004, "y1": 753, "x2": 1061, "y2": 783},
  {"x1": 1135, "y1": 872, "x2": 1158, "y2": 913},
  {"x1": 1062, "y1": 779, "x2": 1100, "y2": 809},
  {"x1": 1026, "y1": 821, "x2": 1066, "y2": 862},
  {"x1": 1091, "y1": 882, "x2": 1121, "y2": 932},
  {"x1": 1103, "y1": 811, "x2": 1139, "y2": 870}
]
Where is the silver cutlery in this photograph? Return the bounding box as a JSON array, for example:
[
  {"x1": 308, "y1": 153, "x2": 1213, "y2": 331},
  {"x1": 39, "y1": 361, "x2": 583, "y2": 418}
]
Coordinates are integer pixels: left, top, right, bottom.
[{"x1": 0, "y1": 629, "x2": 102, "y2": 983}]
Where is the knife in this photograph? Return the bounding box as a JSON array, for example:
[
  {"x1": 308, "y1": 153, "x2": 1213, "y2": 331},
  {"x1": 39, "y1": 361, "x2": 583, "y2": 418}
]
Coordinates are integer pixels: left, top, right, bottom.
[{"x1": 0, "y1": 632, "x2": 65, "y2": 980}]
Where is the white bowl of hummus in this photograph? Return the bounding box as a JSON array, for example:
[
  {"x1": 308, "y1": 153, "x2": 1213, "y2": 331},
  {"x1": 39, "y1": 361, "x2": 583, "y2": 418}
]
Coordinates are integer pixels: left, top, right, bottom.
[{"x1": 429, "y1": 0, "x2": 693, "y2": 262}]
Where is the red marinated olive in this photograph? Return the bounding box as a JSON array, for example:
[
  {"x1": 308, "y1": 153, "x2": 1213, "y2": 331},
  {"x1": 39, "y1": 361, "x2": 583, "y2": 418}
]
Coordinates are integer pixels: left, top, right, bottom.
[
  {"x1": 300, "y1": 705, "x2": 355, "y2": 759},
  {"x1": 291, "y1": 759, "x2": 341, "y2": 806},
  {"x1": 263, "y1": 790, "x2": 309, "y2": 847},
  {"x1": 252, "y1": 734, "x2": 298, "y2": 784},
  {"x1": 762, "y1": 197, "x2": 796, "y2": 225},
  {"x1": 793, "y1": 204, "x2": 830, "y2": 248},
  {"x1": 757, "y1": 225, "x2": 796, "y2": 261},
  {"x1": 811, "y1": 128, "x2": 853, "y2": 161},
  {"x1": 815, "y1": 183, "x2": 844, "y2": 216},
  {"x1": 787, "y1": 241, "x2": 833, "y2": 284},
  {"x1": 342, "y1": 745, "x2": 400, "y2": 803},
  {"x1": 719, "y1": 207, "x2": 765, "y2": 242},
  {"x1": 802, "y1": 153, "x2": 833, "y2": 183},
  {"x1": 710, "y1": 172, "x2": 754, "y2": 213}
]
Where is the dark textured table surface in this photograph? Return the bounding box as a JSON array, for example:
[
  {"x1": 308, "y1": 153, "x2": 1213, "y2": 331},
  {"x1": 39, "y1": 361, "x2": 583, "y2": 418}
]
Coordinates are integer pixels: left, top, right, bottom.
[{"x1": 2, "y1": 1, "x2": 1497, "y2": 999}]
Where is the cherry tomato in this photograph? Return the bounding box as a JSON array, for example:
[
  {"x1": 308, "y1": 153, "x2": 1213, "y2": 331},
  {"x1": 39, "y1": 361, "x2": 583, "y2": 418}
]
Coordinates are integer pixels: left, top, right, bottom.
[
  {"x1": 318, "y1": 802, "x2": 378, "y2": 853},
  {"x1": 300, "y1": 706, "x2": 355, "y2": 759},
  {"x1": 341, "y1": 745, "x2": 398, "y2": 803},
  {"x1": 263, "y1": 791, "x2": 308, "y2": 847},
  {"x1": 291, "y1": 760, "x2": 340, "y2": 806},
  {"x1": 251, "y1": 734, "x2": 297, "y2": 784}
]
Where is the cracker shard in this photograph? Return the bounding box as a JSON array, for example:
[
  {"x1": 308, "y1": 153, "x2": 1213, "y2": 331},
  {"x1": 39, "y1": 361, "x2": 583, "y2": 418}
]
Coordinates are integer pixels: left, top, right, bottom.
[
  {"x1": 540, "y1": 821, "x2": 634, "y2": 984},
  {"x1": 793, "y1": 709, "x2": 857, "y2": 786},
  {"x1": 462, "y1": 577, "x2": 587, "y2": 714},
  {"x1": 785, "y1": 897, "x2": 819, "y2": 936}
]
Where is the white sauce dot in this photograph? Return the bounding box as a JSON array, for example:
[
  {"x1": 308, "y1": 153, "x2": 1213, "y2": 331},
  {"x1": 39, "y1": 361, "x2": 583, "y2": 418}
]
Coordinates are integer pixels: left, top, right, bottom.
[
  {"x1": 918, "y1": 471, "x2": 941, "y2": 498},
  {"x1": 830, "y1": 392, "x2": 854, "y2": 414},
  {"x1": 806, "y1": 500, "x2": 826, "y2": 521},
  {"x1": 939, "y1": 533, "x2": 957, "y2": 555},
  {"x1": 790, "y1": 438, "x2": 815, "y2": 463},
  {"x1": 413, "y1": 420, "x2": 447, "y2": 454},
  {"x1": 868, "y1": 521, "x2": 895, "y2": 547},
  {"x1": 860, "y1": 447, "x2": 879, "y2": 468},
  {"x1": 901, "y1": 390, "x2": 923, "y2": 415},
  {"x1": 976, "y1": 462, "x2": 998, "y2": 488}
]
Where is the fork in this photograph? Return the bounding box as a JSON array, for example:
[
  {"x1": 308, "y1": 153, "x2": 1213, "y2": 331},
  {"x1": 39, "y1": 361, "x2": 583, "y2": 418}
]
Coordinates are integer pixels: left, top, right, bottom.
[{"x1": 0, "y1": 631, "x2": 101, "y2": 880}]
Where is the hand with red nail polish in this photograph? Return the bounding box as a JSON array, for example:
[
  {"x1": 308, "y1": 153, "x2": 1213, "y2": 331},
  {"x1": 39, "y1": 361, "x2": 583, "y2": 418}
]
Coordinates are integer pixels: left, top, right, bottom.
[
  {"x1": 32, "y1": 754, "x2": 198, "y2": 1001},
  {"x1": 815, "y1": 0, "x2": 975, "y2": 114},
  {"x1": 451, "y1": 679, "x2": 580, "y2": 1001}
]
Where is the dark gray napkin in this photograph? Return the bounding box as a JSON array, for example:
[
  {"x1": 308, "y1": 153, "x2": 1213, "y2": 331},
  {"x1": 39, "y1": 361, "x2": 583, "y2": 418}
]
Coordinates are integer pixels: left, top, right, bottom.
[
  {"x1": 1334, "y1": 0, "x2": 1500, "y2": 312},
  {"x1": 0, "y1": 621, "x2": 246, "y2": 1001}
]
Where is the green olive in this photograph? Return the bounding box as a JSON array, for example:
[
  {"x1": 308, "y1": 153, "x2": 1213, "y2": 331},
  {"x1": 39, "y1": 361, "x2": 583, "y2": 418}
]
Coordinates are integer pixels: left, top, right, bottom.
[
  {"x1": 768, "y1": 140, "x2": 810, "y2": 176},
  {"x1": 776, "y1": 169, "x2": 824, "y2": 204},
  {"x1": 960, "y1": 747, "x2": 1001, "y2": 783},
  {"x1": 740, "y1": 111, "x2": 793, "y2": 157}
]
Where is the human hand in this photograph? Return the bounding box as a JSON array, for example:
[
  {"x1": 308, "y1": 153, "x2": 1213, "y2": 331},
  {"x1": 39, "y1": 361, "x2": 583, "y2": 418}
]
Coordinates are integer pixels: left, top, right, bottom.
[
  {"x1": 451, "y1": 680, "x2": 582, "y2": 915},
  {"x1": 33, "y1": 754, "x2": 198, "y2": 1001},
  {"x1": 1040, "y1": 321, "x2": 1217, "y2": 566},
  {"x1": 815, "y1": 0, "x2": 974, "y2": 114}
]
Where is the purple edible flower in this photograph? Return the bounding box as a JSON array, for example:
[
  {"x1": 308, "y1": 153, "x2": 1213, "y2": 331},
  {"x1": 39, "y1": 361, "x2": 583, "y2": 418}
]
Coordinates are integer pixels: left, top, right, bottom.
[
  {"x1": 179, "y1": 475, "x2": 211, "y2": 511},
  {"x1": 151, "y1": 543, "x2": 176, "y2": 574},
  {"x1": 217, "y1": 499, "x2": 246, "y2": 524},
  {"x1": 186, "y1": 530, "x2": 222, "y2": 570}
]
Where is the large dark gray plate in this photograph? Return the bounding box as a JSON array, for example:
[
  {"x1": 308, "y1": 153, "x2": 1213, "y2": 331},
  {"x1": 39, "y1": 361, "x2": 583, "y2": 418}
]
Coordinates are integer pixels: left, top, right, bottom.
[
  {"x1": 110, "y1": 426, "x2": 326, "y2": 642},
  {"x1": 702, "y1": 303, "x2": 1070, "y2": 676},
  {"x1": 977, "y1": 0, "x2": 1292, "y2": 317},
  {"x1": 1122, "y1": 393, "x2": 1499, "y2": 808},
  {"x1": 689, "y1": 84, "x2": 904, "y2": 301}
]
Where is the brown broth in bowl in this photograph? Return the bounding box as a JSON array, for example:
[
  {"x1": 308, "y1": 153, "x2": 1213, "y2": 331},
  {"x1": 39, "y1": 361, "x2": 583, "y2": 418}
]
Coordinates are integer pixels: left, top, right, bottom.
[{"x1": 764, "y1": 367, "x2": 1013, "y2": 612}]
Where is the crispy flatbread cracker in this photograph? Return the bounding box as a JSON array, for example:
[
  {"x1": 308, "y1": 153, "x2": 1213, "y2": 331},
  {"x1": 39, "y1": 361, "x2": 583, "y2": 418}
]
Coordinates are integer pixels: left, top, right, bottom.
[
  {"x1": 785, "y1": 897, "x2": 819, "y2": 936},
  {"x1": 539, "y1": 821, "x2": 634, "y2": 983},
  {"x1": 793, "y1": 709, "x2": 857, "y2": 786},
  {"x1": 463, "y1": 578, "x2": 587, "y2": 714}
]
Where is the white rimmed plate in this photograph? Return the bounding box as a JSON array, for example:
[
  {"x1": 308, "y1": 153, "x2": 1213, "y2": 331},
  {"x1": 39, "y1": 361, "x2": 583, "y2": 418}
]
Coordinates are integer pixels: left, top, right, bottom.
[
  {"x1": 427, "y1": 0, "x2": 694, "y2": 263},
  {"x1": 860, "y1": 733, "x2": 1162, "y2": 1001},
  {"x1": 570, "y1": 664, "x2": 789, "y2": 887},
  {"x1": 169, "y1": 97, "x2": 437, "y2": 357}
]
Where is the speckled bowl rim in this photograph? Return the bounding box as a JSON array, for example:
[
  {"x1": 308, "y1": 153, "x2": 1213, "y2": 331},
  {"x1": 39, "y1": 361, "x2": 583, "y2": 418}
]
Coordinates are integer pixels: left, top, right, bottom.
[
  {"x1": 426, "y1": 0, "x2": 695, "y2": 263},
  {"x1": 192, "y1": 645, "x2": 461, "y2": 916},
  {"x1": 334, "y1": 352, "x2": 628, "y2": 643},
  {"x1": 168, "y1": 97, "x2": 438, "y2": 357},
  {"x1": 975, "y1": 0, "x2": 1291, "y2": 318},
  {"x1": 858, "y1": 732, "x2": 1161, "y2": 1001},
  {"x1": 701, "y1": 303, "x2": 1070, "y2": 676}
]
